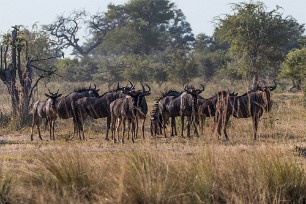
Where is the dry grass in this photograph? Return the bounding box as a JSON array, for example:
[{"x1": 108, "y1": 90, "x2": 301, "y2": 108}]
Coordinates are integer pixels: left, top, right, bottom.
[{"x1": 0, "y1": 80, "x2": 306, "y2": 203}]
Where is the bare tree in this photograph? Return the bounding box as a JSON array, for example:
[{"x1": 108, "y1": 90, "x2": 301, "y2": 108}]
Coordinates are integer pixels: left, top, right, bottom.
[
  {"x1": 0, "y1": 26, "x2": 61, "y2": 123},
  {"x1": 43, "y1": 10, "x2": 121, "y2": 58}
]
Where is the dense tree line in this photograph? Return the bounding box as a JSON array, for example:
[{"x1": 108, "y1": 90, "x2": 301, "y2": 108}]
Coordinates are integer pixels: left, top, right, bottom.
[{"x1": 46, "y1": 0, "x2": 305, "y2": 86}]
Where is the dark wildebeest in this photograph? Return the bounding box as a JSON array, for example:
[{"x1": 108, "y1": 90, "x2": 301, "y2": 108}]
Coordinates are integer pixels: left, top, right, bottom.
[
  {"x1": 197, "y1": 90, "x2": 237, "y2": 135},
  {"x1": 133, "y1": 83, "x2": 151, "y2": 139},
  {"x1": 110, "y1": 90, "x2": 146, "y2": 143},
  {"x1": 214, "y1": 83, "x2": 276, "y2": 140},
  {"x1": 55, "y1": 84, "x2": 100, "y2": 140},
  {"x1": 151, "y1": 89, "x2": 181, "y2": 138},
  {"x1": 30, "y1": 89, "x2": 62, "y2": 141},
  {"x1": 158, "y1": 85, "x2": 205, "y2": 138},
  {"x1": 74, "y1": 83, "x2": 134, "y2": 140},
  {"x1": 179, "y1": 84, "x2": 205, "y2": 138},
  {"x1": 149, "y1": 103, "x2": 162, "y2": 137}
]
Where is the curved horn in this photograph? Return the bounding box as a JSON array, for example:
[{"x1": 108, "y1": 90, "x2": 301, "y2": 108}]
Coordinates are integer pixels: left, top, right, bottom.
[
  {"x1": 93, "y1": 84, "x2": 97, "y2": 90},
  {"x1": 199, "y1": 84, "x2": 205, "y2": 92},
  {"x1": 56, "y1": 89, "x2": 59, "y2": 94},
  {"x1": 128, "y1": 80, "x2": 134, "y2": 89},
  {"x1": 145, "y1": 83, "x2": 151, "y2": 92},
  {"x1": 89, "y1": 83, "x2": 92, "y2": 89},
  {"x1": 141, "y1": 83, "x2": 145, "y2": 92},
  {"x1": 48, "y1": 88, "x2": 53, "y2": 95},
  {"x1": 116, "y1": 82, "x2": 120, "y2": 90},
  {"x1": 269, "y1": 79, "x2": 277, "y2": 91},
  {"x1": 184, "y1": 85, "x2": 188, "y2": 91}
]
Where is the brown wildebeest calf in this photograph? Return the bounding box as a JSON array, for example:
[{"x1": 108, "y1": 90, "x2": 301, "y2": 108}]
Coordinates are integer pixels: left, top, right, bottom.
[
  {"x1": 110, "y1": 91, "x2": 145, "y2": 143},
  {"x1": 30, "y1": 89, "x2": 62, "y2": 141}
]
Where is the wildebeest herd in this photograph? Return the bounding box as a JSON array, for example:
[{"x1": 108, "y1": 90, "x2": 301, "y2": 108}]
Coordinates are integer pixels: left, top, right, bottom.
[{"x1": 30, "y1": 81, "x2": 277, "y2": 143}]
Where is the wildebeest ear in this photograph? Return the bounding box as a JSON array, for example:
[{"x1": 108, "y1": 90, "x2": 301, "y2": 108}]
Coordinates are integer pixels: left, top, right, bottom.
[
  {"x1": 45, "y1": 93, "x2": 51, "y2": 98},
  {"x1": 96, "y1": 89, "x2": 100, "y2": 92},
  {"x1": 58, "y1": 94, "x2": 62, "y2": 97}
]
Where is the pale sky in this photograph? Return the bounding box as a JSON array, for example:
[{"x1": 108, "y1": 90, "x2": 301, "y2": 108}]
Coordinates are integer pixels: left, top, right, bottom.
[{"x1": 1, "y1": 0, "x2": 305, "y2": 36}]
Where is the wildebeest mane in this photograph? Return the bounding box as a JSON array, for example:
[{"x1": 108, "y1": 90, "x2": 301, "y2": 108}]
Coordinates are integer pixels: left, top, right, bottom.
[
  {"x1": 73, "y1": 87, "x2": 91, "y2": 93},
  {"x1": 151, "y1": 89, "x2": 180, "y2": 116}
]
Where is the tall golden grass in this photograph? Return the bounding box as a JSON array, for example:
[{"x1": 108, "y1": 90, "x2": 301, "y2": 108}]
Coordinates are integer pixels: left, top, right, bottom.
[
  {"x1": 0, "y1": 146, "x2": 305, "y2": 203},
  {"x1": 0, "y1": 80, "x2": 305, "y2": 203}
]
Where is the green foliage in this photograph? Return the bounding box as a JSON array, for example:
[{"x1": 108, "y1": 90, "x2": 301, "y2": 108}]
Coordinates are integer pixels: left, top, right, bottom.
[
  {"x1": 100, "y1": 0, "x2": 194, "y2": 55},
  {"x1": 94, "y1": 57, "x2": 125, "y2": 87},
  {"x1": 56, "y1": 58, "x2": 80, "y2": 81},
  {"x1": 194, "y1": 34, "x2": 229, "y2": 79},
  {"x1": 214, "y1": 1, "x2": 305, "y2": 80},
  {"x1": 166, "y1": 49, "x2": 198, "y2": 84},
  {"x1": 122, "y1": 55, "x2": 151, "y2": 82},
  {"x1": 279, "y1": 47, "x2": 306, "y2": 81}
]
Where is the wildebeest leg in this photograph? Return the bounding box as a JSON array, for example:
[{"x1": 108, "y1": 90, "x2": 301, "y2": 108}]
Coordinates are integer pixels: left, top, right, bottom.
[
  {"x1": 222, "y1": 114, "x2": 230, "y2": 140},
  {"x1": 78, "y1": 110, "x2": 87, "y2": 141},
  {"x1": 52, "y1": 120, "x2": 56, "y2": 140},
  {"x1": 174, "y1": 117, "x2": 177, "y2": 136},
  {"x1": 75, "y1": 111, "x2": 83, "y2": 141},
  {"x1": 50, "y1": 119, "x2": 56, "y2": 140},
  {"x1": 181, "y1": 114, "x2": 185, "y2": 138},
  {"x1": 150, "y1": 120, "x2": 156, "y2": 137},
  {"x1": 106, "y1": 116, "x2": 111, "y2": 141},
  {"x1": 48, "y1": 119, "x2": 53, "y2": 140},
  {"x1": 116, "y1": 118, "x2": 122, "y2": 143},
  {"x1": 127, "y1": 119, "x2": 131, "y2": 140},
  {"x1": 31, "y1": 114, "x2": 41, "y2": 141},
  {"x1": 214, "y1": 112, "x2": 222, "y2": 140},
  {"x1": 37, "y1": 118, "x2": 43, "y2": 141},
  {"x1": 162, "y1": 115, "x2": 168, "y2": 138},
  {"x1": 131, "y1": 121, "x2": 135, "y2": 143},
  {"x1": 193, "y1": 118, "x2": 199, "y2": 138},
  {"x1": 111, "y1": 115, "x2": 116, "y2": 143},
  {"x1": 252, "y1": 115, "x2": 259, "y2": 140},
  {"x1": 200, "y1": 116, "x2": 205, "y2": 136},
  {"x1": 159, "y1": 121, "x2": 163, "y2": 135},
  {"x1": 187, "y1": 115, "x2": 191, "y2": 138},
  {"x1": 67, "y1": 117, "x2": 77, "y2": 140},
  {"x1": 170, "y1": 117, "x2": 176, "y2": 137},
  {"x1": 135, "y1": 118, "x2": 139, "y2": 139},
  {"x1": 142, "y1": 118, "x2": 145, "y2": 139},
  {"x1": 122, "y1": 118, "x2": 126, "y2": 144}
]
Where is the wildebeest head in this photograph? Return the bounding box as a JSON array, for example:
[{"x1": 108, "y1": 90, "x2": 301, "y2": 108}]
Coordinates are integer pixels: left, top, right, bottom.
[
  {"x1": 88, "y1": 84, "x2": 100, "y2": 97},
  {"x1": 45, "y1": 89, "x2": 62, "y2": 108},
  {"x1": 258, "y1": 81, "x2": 277, "y2": 112},
  {"x1": 115, "y1": 81, "x2": 136, "y2": 94},
  {"x1": 184, "y1": 84, "x2": 205, "y2": 96},
  {"x1": 127, "y1": 83, "x2": 150, "y2": 103}
]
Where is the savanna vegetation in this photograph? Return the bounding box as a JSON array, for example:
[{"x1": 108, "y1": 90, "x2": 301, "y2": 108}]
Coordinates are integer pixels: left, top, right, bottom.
[{"x1": 0, "y1": 0, "x2": 306, "y2": 203}]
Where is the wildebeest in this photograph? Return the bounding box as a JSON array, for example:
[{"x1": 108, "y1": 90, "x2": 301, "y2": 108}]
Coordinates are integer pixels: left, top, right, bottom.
[
  {"x1": 74, "y1": 82, "x2": 134, "y2": 140},
  {"x1": 157, "y1": 85, "x2": 205, "y2": 138},
  {"x1": 133, "y1": 83, "x2": 151, "y2": 139},
  {"x1": 30, "y1": 89, "x2": 62, "y2": 141},
  {"x1": 150, "y1": 103, "x2": 162, "y2": 137},
  {"x1": 214, "y1": 83, "x2": 277, "y2": 140},
  {"x1": 197, "y1": 90, "x2": 237, "y2": 135},
  {"x1": 110, "y1": 90, "x2": 146, "y2": 143},
  {"x1": 54, "y1": 84, "x2": 100, "y2": 140},
  {"x1": 179, "y1": 84, "x2": 205, "y2": 138},
  {"x1": 151, "y1": 89, "x2": 181, "y2": 138}
]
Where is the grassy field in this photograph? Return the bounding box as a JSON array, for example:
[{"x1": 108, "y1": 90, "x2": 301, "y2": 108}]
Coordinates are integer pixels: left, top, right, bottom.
[{"x1": 0, "y1": 80, "x2": 306, "y2": 203}]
